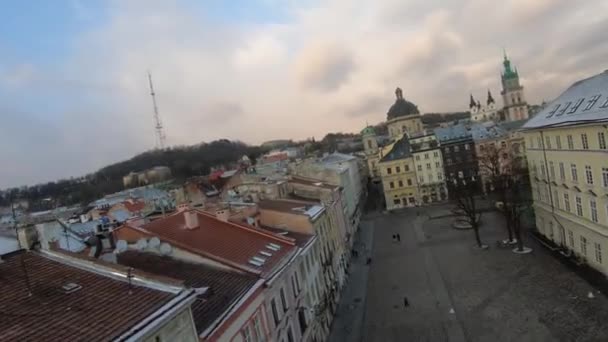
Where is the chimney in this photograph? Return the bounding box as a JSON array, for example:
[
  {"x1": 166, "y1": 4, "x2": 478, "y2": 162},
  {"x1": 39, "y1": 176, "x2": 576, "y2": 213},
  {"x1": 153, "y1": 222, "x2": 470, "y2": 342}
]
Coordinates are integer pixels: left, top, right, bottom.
[
  {"x1": 215, "y1": 209, "x2": 230, "y2": 222},
  {"x1": 184, "y1": 210, "x2": 199, "y2": 230},
  {"x1": 17, "y1": 225, "x2": 38, "y2": 250},
  {"x1": 177, "y1": 203, "x2": 191, "y2": 212}
]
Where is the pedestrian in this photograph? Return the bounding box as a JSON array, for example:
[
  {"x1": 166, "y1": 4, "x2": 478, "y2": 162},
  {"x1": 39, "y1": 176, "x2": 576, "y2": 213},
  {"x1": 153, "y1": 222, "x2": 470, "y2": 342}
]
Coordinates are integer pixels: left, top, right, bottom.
[
  {"x1": 366, "y1": 257, "x2": 372, "y2": 265},
  {"x1": 403, "y1": 296, "x2": 409, "y2": 307},
  {"x1": 397, "y1": 234, "x2": 401, "y2": 242}
]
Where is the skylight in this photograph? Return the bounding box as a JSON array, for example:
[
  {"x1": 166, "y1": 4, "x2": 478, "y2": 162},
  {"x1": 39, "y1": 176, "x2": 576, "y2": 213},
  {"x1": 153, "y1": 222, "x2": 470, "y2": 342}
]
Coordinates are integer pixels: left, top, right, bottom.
[
  {"x1": 267, "y1": 243, "x2": 282, "y2": 251},
  {"x1": 556, "y1": 102, "x2": 571, "y2": 116},
  {"x1": 600, "y1": 97, "x2": 608, "y2": 109},
  {"x1": 584, "y1": 94, "x2": 601, "y2": 111},
  {"x1": 568, "y1": 98, "x2": 584, "y2": 114},
  {"x1": 546, "y1": 104, "x2": 560, "y2": 118},
  {"x1": 252, "y1": 256, "x2": 267, "y2": 264},
  {"x1": 260, "y1": 251, "x2": 273, "y2": 257},
  {"x1": 248, "y1": 259, "x2": 264, "y2": 267}
]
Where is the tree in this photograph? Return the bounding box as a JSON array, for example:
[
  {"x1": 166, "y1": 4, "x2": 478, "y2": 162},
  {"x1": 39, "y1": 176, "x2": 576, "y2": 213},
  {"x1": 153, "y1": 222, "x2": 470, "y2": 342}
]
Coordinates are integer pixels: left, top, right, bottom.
[
  {"x1": 448, "y1": 176, "x2": 486, "y2": 249},
  {"x1": 478, "y1": 142, "x2": 533, "y2": 252}
]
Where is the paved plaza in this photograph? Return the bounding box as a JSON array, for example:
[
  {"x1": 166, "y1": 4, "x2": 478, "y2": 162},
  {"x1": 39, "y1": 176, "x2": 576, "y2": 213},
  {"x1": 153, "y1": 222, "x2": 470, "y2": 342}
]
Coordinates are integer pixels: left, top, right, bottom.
[{"x1": 330, "y1": 204, "x2": 608, "y2": 342}]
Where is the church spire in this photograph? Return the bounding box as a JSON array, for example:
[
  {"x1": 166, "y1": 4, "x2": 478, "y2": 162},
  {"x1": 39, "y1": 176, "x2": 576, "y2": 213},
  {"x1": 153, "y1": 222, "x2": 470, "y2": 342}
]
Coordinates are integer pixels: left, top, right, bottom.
[
  {"x1": 487, "y1": 89, "x2": 495, "y2": 105},
  {"x1": 469, "y1": 94, "x2": 476, "y2": 108}
]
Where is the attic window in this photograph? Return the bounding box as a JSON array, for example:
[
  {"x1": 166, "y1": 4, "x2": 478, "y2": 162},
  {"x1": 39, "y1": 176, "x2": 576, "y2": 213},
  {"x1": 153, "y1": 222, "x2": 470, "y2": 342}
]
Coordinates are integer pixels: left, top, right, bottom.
[
  {"x1": 62, "y1": 282, "x2": 82, "y2": 294},
  {"x1": 600, "y1": 97, "x2": 608, "y2": 109},
  {"x1": 568, "y1": 98, "x2": 584, "y2": 114},
  {"x1": 266, "y1": 243, "x2": 282, "y2": 251},
  {"x1": 546, "y1": 104, "x2": 560, "y2": 118},
  {"x1": 584, "y1": 95, "x2": 601, "y2": 111},
  {"x1": 248, "y1": 259, "x2": 264, "y2": 267},
  {"x1": 556, "y1": 102, "x2": 571, "y2": 116},
  {"x1": 260, "y1": 251, "x2": 273, "y2": 257},
  {"x1": 252, "y1": 256, "x2": 267, "y2": 264}
]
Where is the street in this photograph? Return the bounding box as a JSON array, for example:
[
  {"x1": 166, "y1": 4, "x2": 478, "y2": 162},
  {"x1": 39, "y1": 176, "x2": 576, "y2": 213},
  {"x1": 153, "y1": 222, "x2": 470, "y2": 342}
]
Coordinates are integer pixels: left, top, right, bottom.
[{"x1": 330, "y1": 204, "x2": 608, "y2": 342}]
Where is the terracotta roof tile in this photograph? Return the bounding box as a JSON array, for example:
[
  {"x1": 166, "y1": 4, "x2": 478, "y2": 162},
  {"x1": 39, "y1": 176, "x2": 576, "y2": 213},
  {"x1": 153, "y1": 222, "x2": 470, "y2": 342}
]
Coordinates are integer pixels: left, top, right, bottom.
[
  {"x1": 117, "y1": 251, "x2": 258, "y2": 335},
  {"x1": 0, "y1": 251, "x2": 176, "y2": 341},
  {"x1": 134, "y1": 209, "x2": 296, "y2": 277}
]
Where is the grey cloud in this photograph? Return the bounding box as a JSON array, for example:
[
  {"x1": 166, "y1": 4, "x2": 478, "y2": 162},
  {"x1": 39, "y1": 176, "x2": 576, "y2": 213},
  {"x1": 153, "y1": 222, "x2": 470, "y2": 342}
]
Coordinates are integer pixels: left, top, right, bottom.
[
  {"x1": 344, "y1": 95, "x2": 388, "y2": 118},
  {"x1": 295, "y1": 43, "x2": 355, "y2": 91}
]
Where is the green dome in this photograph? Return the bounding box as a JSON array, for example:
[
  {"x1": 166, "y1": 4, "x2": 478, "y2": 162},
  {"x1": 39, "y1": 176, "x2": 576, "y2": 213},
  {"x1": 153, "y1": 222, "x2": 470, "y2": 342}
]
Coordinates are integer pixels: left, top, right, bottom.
[
  {"x1": 361, "y1": 126, "x2": 376, "y2": 136},
  {"x1": 387, "y1": 87, "x2": 420, "y2": 120}
]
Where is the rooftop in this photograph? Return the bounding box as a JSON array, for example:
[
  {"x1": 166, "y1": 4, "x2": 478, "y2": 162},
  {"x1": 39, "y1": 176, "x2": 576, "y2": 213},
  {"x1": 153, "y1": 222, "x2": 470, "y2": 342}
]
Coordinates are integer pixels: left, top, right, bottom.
[
  {"x1": 258, "y1": 199, "x2": 325, "y2": 220},
  {"x1": 0, "y1": 250, "x2": 190, "y2": 341},
  {"x1": 289, "y1": 176, "x2": 338, "y2": 190},
  {"x1": 379, "y1": 135, "x2": 412, "y2": 162},
  {"x1": 129, "y1": 209, "x2": 297, "y2": 277},
  {"x1": 116, "y1": 250, "x2": 259, "y2": 335},
  {"x1": 523, "y1": 70, "x2": 608, "y2": 130},
  {"x1": 260, "y1": 225, "x2": 315, "y2": 248},
  {"x1": 387, "y1": 87, "x2": 420, "y2": 120},
  {"x1": 434, "y1": 124, "x2": 472, "y2": 142}
]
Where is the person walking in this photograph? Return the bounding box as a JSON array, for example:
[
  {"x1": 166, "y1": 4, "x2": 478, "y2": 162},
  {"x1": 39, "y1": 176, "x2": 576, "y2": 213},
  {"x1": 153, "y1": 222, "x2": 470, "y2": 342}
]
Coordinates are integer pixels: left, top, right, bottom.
[{"x1": 396, "y1": 234, "x2": 401, "y2": 242}]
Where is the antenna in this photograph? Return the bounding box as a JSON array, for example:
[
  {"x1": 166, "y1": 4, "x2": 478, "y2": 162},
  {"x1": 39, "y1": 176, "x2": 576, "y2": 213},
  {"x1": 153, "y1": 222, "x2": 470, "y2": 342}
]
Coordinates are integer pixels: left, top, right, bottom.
[{"x1": 147, "y1": 71, "x2": 167, "y2": 149}]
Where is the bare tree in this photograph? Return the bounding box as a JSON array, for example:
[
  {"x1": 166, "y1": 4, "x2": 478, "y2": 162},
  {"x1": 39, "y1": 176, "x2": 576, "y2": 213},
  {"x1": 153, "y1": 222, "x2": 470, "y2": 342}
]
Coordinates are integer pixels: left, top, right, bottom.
[{"x1": 449, "y1": 176, "x2": 486, "y2": 249}]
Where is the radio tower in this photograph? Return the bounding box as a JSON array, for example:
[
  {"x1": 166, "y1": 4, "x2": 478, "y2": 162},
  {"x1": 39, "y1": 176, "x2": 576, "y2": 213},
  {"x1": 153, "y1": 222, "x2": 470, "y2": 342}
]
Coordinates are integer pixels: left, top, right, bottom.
[{"x1": 148, "y1": 72, "x2": 166, "y2": 149}]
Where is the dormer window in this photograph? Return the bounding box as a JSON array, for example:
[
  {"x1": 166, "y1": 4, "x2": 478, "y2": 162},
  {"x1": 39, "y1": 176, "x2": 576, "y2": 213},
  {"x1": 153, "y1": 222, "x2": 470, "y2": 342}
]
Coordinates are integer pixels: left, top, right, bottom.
[
  {"x1": 584, "y1": 95, "x2": 601, "y2": 111},
  {"x1": 568, "y1": 98, "x2": 584, "y2": 114},
  {"x1": 600, "y1": 96, "x2": 608, "y2": 109},
  {"x1": 556, "y1": 102, "x2": 571, "y2": 116},
  {"x1": 546, "y1": 104, "x2": 560, "y2": 118}
]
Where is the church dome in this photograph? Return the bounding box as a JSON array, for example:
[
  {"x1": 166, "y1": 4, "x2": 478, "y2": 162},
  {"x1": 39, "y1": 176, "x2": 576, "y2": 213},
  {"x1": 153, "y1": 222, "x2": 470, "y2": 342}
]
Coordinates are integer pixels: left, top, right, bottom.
[
  {"x1": 361, "y1": 126, "x2": 376, "y2": 136},
  {"x1": 387, "y1": 87, "x2": 420, "y2": 120}
]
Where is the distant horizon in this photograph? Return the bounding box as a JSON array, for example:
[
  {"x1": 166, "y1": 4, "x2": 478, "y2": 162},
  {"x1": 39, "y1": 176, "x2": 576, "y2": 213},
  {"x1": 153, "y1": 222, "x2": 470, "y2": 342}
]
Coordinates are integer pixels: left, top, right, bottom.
[{"x1": 3, "y1": 0, "x2": 606, "y2": 188}]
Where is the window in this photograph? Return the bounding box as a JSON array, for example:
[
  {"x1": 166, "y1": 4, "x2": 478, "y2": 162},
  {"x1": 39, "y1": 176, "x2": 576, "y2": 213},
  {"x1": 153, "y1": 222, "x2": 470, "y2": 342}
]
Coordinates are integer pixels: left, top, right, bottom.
[
  {"x1": 569, "y1": 98, "x2": 584, "y2": 113},
  {"x1": 242, "y1": 326, "x2": 253, "y2": 342},
  {"x1": 419, "y1": 175, "x2": 424, "y2": 183},
  {"x1": 407, "y1": 179, "x2": 412, "y2": 186},
  {"x1": 568, "y1": 230, "x2": 574, "y2": 247},
  {"x1": 417, "y1": 165, "x2": 422, "y2": 171},
  {"x1": 585, "y1": 165, "x2": 594, "y2": 185},
  {"x1": 387, "y1": 167, "x2": 392, "y2": 174},
  {"x1": 465, "y1": 143, "x2": 470, "y2": 150},
  {"x1": 424, "y1": 153, "x2": 429, "y2": 159},
  {"x1": 404, "y1": 164, "x2": 410, "y2": 172},
  {"x1": 557, "y1": 102, "x2": 571, "y2": 116},
  {"x1": 454, "y1": 146, "x2": 460, "y2": 152},
  {"x1": 584, "y1": 94, "x2": 601, "y2": 110},
  {"x1": 547, "y1": 104, "x2": 560, "y2": 117},
  {"x1": 434, "y1": 151, "x2": 439, "y2": 157},
  {"x1": 437, "y1": 172, "x2": 443, "y2": 180},
  {"x1": 567, "y1": 135, "x2": 574, "y2": 149},
  {"x1": 398, "y1": 180, "x2": 403, "y2": 187},
  {"x1": 537, "y1": 137, "x2": 542, "y2": 148},
  {"x1": 549, "y1": 161, "x2": 555, "y2": 180},
  {"x1": 540, "y1": 162, "x2": 546, "y2": 179},
  {"x1": 389, "y1": 181, "x2": 395, "y2": 189},
  {"x1": 571, "y1": 164, "x2": 578, "y2": 182},
  {"x1": 599, "y1": 132, "x2": 607, "y2": 149},
  {"x1": 393, "y1": 199, "x2": 401, "y2": 205},
  {"x1": 271, "y1": 299, "x2": 280, "y2": 325},
  {"x1": 253, "y1": 315, "x2": 264, "y2": 341},
  {"x1": 415, "y1": 155, "x2": 420, "y2": 161},
  {"x1": 429, "y1": 174, "x2": 434, "y2": 181},
  {"x1": 529, "y1": 138, "x2": 534, "y2": 149},
  {"x1": 298, "y1": 308, "x2": 307, "y2": 335},
  {"x1": 564, "y1": 193, "x2": 571, "y2": 212},
  {"x1": 559, "y1": 162, "x2": 565, "y2": 180},
  {"x1": 426, "y1": 163, "x2": 431, "y2": 170},
  {"x1": 556, "y1": 136, "x2": 562, "y2": 149},
  {"x1": 396, "y1": 166, "x2": 401, "y2": 173},
  {"x1": 545, "y1": 136, "x2": 551, "y2": 149},
  {"x1": 576, "y1": 196, "x2": 583, "y2": 216},
  {"x1": 603, "y1": 168, "x2": 608, "y2": 187},
  {"x1": 554, "y1": 190, "x2": 559, "y2": 209},
  {"x1": 581, "y1": 236, "x2": 588, "y2": 256},
  {"x1": 447, "y1": 158, "x2": 452, "y2": 164},
  {"x1": 596, "y1": 243, "x2": 603, "y2": 263},
  {"x1": 581, "y1": 133, "x2": 589, "y2": 149},
  {"x1": 591, "y1": 199, "x2": 598, "y2": 223},
  {"x1": 280, "y1": 288, "x2": 288, "y2": 312},
  {"x1": 435, "y1": 161, "x2": 440, "y2": 167},
  {"x1": 367, "y1": 140, "x2": 372, "y2": 149}
]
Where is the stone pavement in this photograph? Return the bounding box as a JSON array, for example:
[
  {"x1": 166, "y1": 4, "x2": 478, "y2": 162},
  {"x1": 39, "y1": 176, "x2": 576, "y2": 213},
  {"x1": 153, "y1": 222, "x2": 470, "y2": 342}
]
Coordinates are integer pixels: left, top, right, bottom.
[{"x1": 328, "y1": 219, "x2": 375, "y2": 342}]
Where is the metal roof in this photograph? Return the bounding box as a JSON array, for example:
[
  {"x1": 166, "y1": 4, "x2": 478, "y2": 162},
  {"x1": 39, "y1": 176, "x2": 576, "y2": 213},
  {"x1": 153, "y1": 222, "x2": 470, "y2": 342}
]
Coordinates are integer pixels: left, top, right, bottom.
[{"x1": 523, "y1": 70, "x2": 608, "y2": 130}]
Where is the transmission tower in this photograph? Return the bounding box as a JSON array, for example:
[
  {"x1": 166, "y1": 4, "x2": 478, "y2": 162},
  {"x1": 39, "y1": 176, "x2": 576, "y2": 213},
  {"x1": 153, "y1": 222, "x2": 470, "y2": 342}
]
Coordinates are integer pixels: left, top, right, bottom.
[{"x1": 147, "y1": 72, "x2": 166, "y2": 149}]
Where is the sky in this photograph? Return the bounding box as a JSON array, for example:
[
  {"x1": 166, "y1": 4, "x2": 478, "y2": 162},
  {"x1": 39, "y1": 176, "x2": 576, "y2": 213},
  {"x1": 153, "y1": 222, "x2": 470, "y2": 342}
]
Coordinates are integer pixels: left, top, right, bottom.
[{"x1": 2, "y1": 0, "x2": 608, "y2": 189}]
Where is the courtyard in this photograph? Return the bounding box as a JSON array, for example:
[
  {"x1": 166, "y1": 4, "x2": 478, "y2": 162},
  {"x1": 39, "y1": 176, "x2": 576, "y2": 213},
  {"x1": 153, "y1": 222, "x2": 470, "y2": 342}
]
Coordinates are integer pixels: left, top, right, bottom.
[{"x1": 330, "y1": 204, "x2": 608, "y2": 342}]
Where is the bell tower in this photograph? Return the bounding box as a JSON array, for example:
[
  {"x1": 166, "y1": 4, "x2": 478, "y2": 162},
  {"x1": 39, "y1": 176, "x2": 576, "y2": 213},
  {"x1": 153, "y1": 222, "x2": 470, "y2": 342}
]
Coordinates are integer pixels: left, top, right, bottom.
[{"x1": 500, "y1": 50, "x2": 529, "y2": 121}]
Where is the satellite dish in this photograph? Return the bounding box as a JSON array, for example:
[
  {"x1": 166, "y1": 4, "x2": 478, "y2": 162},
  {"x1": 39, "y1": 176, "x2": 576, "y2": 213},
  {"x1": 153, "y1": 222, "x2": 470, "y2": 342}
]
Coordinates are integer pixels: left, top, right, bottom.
[
  {"x1": 135, "y1": 238, "x2": 148, "y2": 251},
  {"x1": 160, "y1": 242, "x2": 172, "y2": 255},
  {"x1": 149, "y1": 237, "x2": 161, "y2": 249},
  {"x1": 116, "y1": 240, "x2": 128, "y2": 253}
]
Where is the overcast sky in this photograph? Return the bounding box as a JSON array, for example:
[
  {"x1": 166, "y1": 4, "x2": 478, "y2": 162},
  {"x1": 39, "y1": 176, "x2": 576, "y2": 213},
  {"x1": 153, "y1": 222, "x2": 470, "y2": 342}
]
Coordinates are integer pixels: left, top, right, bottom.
[{"x1": 1, "y1": 0, "x2": 608, "y2": 188}]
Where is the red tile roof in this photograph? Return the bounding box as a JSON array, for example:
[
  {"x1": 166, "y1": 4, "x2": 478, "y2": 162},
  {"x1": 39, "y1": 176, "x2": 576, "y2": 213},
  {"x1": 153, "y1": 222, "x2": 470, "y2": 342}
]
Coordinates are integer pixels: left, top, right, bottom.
[
  {"x1": 117, "y1": 251, "x2": 259, "y2": 335},
  {"x1": 123, "y1": 200, "x2": 146, "y2": 213},
  {"x1": 0, "y1": 251, "x2": 182, "y2": 341},
  {"x1": 127, "y1": 209, "x2": 297, "y2": 278}
]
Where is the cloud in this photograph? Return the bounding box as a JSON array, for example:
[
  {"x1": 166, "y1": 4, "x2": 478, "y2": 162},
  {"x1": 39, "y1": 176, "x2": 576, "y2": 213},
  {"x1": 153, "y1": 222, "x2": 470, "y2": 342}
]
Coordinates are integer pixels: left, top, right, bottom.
[
  {"x1": 3, "y1": 0, "x2": 608, "y2": 187},
  {"x1": 294, "y1": 42, "x2": 355, "y2": 91}
]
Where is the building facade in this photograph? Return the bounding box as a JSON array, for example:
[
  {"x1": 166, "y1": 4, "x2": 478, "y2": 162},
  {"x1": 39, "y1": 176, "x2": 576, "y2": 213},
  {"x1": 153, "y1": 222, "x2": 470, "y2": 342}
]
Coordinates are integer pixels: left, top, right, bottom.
[
  {"x1": 470, "y1": 91, "x2": 499, "y2": 122},
  {"x1": 378, "y1": 137, "x2": 419, "y2": 210},
  {"x1": 523, "y1": 70, "x2": 608, "y2": 275},
  {"x1": 434, "y1": 124, "x2": 480, "y2": 196},
  {"x1": 410, "y1": 132, "x2": 447, "y2": 203}
]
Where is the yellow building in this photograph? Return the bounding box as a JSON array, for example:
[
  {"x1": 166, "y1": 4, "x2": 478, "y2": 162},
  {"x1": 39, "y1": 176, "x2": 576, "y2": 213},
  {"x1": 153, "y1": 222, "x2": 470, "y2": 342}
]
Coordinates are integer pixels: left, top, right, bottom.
[
  {"x1": 387, "y1": 87, "x2": 423, "y2": 139},
  {"x1": 522, "y1": 71, "x2": 608, "y2": 274},
  {"x1": 410, "y1": 132, "x2": 447, "y2": 203},
  {"x1": 378, "y1": 136, "x2": 419, "y2": 210}
]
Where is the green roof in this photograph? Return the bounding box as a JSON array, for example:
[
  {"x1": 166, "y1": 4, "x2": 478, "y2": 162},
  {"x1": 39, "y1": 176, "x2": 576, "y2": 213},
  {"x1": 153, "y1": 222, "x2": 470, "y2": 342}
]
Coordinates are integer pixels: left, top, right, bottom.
[{"x1": 361, "y1": 126, "x2": 376, "y2": 136}]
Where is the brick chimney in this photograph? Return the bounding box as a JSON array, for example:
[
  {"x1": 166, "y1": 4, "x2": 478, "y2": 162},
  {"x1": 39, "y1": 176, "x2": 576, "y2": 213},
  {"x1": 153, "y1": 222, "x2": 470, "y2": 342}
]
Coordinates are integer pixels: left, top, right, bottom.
[{"x1": 184, "y1": 210, "x2": 199, "y2": 230}]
